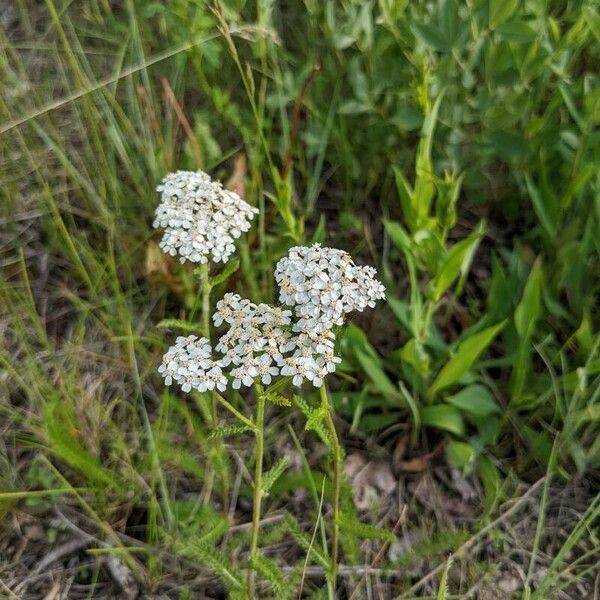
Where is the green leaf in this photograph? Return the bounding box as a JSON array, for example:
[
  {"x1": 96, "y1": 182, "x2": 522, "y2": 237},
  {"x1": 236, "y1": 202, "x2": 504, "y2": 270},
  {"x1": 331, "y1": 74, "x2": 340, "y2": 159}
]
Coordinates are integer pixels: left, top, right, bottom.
[
  {"x1": 384, "y1": 219, "x2": 413, "y2": 255},
  {"x1": 157, "y1": 319, "x2": 203, "y2": 334},
  {"x1": 446, "y1": 440, "x2": 475, "y2": 471},
  {"x1": 262, "y1": 391, "x2": 292, "y2": 407},
  {"x1": 525, "y1": 176, "x2": 556, "y2": 238},
  {"x1": 429, "y1": 321, "x2": 506, "y2": 396},
  {"x1": 283, "y1": 513, "x2": 329, "y2": 568},
  {"x1": 44, "y1": 400, "x2": 115, "y2": 487},
  {"x1": 412, "y1": 23, "x2": 452, "y2": 51},
  {"x1": 209, "y1": 258, "x2": 240, "y2": 287},
  {"x1": 355, "y1": 348, "x2": 397, "y2": 399},
  {"x1": 338, "y1": 514, "x2": 397, "y2": 542},
  {"x1": 436, "y1": 556, "x2": 454, "y2": 600},
  {"x1": 478, "y1": 456, "x2": 500, "y2": 518},
  {"x1": 252, "y1": 553, "x2": 286, "y2": 596},
  {"x1": 514, "y1": 259, "x2": 543, "y2": 342},
  {"x1": 420, "y1": 405, "x2": 465, "y2": 435},
  {"x1": 495, "y1": 20, "x2": 538, "y2": 42},
  {"x1": 174, "y1": 539, "x2": 244, "y2": 591},
  {"x1": 512, "y1": 259, "x2": 543, "y2": 399},
  {"x1": 393, "y1": 167, "x2": 416, "y2": 228},
  {"x1": 305, "y1": 405, "x2": 327, "y2": 433},
  {"x1": 432, "y1": 223, "x2": 484, "y2": 302},
  {"x1": 583, "y1": 6, "x2": 600, "y2": 44},
  {"x1": 208, "y1": 424, "x2": 254, "y2": 439},
  {"x1": 414, "y1": 93, "x2": 444, "y2": 221},
  {"x1": 262, "y1": 457, "x2": 290, "y2": 494},
  {"x1": 489, "y1": 0, "x2": 519, "y2": 29},
  {"x1": 445, "y1": 384, "x2": 500, "y2": 416},
  {"x1": 398, "y1": 338, "x2": 430, "y2": 375}
]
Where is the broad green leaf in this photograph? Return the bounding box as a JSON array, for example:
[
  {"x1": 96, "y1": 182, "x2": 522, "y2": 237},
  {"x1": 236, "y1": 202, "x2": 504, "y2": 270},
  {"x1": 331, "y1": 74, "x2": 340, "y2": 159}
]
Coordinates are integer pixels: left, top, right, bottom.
[
  {"x1": 414, "y1": 93, "x2": 444, "y2": 221},
  {"x1": 384, "y1": 219, "x2": 413, "y2": 255},
  {"x1": 526, "y1": 176, "x2": 556, "y2": 238},
  {"x1": 393, "y1": 166, "x2": 416, "y2": 229},
  {"x1": 412, "y1": 23, "x2": 451, "y2": 51},
  {"x1": 495, "y1": 20, "x2": 538, "y2": 42},
  {"x1": 446, "y1": 440, "x2": 475, "y2": 471},
  {"x1": 477, "y1": 456, "x2": 500, "y2": 518},
  {"x1": 432, "y1": 223, "x2": 484, "y2": 302},
  {"x1": 387, "y1": 295, "x2": 413, "y2": 334},
  {"x1": 420, "y1": 404, "x2": 465, "y2": 435},
  {"x1": 399, "y1": 338, "x2": 430, "y2": 375},
  {"x1": 489, "y1": 0, "x2": 519, "y2": 29},
  {"x1": 355, "y1": 348, "x2": 397, "y2": 399},
  {"x1": 514, "y1": 260, "x2": 543, "y2": 341},
  {"x1": 512, "y1": 260, "x2": 543, "y2": 398},
  {"x1": 445, "y1": 384, "x2": 500, "y2": 416},
  {"x1": 583, "y1": 6, "x2": 600, "y2": 44},
  {"x1": 429, "y1": 321, "x2": 506, "y2": 396}
]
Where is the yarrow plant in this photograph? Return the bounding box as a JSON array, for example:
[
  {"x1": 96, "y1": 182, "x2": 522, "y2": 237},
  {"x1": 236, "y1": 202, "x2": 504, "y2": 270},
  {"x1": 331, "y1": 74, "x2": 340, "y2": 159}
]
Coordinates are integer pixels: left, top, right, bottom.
[{"x1": 154, "y1": 171, "x2": 385, "y2": 596}]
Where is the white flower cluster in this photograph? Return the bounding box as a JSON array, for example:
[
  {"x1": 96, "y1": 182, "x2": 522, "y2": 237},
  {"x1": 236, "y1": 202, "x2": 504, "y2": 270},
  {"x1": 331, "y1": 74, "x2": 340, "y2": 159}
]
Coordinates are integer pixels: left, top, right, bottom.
[
  {"x1": 275, "y1": 244, "x2": 386, "y2": 333},
  {"x1": 158, "y1": 335, "x2": 227, "y2": 393},
  {"x1": 158, "y1": 244, "x2": 385, "y2": 392},
  {"x1": 214, "y1": 294, "x2": 293, "y2": 388},
  {"x1": 279, "y1": 329, "x2": 341, "y2": 387},
  {"x1": 153, "y1": 170, "x2": 258, "y2": 264}
]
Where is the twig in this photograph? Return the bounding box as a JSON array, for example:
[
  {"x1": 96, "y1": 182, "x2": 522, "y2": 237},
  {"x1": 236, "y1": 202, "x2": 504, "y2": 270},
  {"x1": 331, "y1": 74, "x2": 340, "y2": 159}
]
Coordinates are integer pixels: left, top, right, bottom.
[
  {"x1": 0, "y1": 578, "x2": 21, "y2": 600},
  {"x1": 30, "y1": 538, "x2": 91, "y2": 575}
]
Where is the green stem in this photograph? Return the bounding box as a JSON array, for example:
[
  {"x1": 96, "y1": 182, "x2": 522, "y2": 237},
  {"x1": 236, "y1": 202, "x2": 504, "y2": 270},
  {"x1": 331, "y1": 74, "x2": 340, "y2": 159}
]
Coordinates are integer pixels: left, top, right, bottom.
[
  {"x1": 320, "y1": 383, "x2": 341, "y2": 591},
  {"x1": 248, "y1": 384, "x2": 266, "y2": 596},
  {"x1": 198, "y1": 263, "x2": 228, "y2": 509},
  {"x1": 213, "y1": 392, "x2": 256, "y2": 430}
]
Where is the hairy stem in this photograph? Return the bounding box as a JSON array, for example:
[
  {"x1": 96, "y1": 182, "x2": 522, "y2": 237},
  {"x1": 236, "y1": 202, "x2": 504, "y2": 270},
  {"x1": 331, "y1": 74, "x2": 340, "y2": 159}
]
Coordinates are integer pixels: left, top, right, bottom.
[
  {"x1": 320, "y1": 383, "x2": 341, "y2": 591},
  {"x1": 248, "y1": 384, "x2": 266, "y2": 596}
]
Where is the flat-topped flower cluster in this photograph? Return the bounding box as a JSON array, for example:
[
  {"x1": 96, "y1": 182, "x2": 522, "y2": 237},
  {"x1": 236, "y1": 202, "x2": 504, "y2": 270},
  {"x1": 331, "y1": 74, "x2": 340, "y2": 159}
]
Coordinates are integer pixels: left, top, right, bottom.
[
  {"x1": 153, "y1": 170, "x2": 258, "y2": 264},
  {"x1": 159, "y1": 243, "x2": 385, "y2": 393}
]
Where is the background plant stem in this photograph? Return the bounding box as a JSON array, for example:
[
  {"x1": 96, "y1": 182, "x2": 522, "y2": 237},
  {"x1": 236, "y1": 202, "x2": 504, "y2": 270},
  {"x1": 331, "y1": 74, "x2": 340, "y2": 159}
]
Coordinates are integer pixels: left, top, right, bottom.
[
  {"x1": 320, "y1": 383, "x2": 341, "y2": 590},
  {"x1": 248, "y1": 383, "x2": 266, "y2": 596}
]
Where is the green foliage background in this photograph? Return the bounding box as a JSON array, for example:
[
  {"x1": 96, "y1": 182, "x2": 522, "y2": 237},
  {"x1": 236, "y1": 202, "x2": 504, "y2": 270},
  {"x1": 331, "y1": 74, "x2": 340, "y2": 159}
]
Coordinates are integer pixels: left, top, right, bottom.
[{"x1": 1, "y1": 0, "x2": 599, "y2": 597}]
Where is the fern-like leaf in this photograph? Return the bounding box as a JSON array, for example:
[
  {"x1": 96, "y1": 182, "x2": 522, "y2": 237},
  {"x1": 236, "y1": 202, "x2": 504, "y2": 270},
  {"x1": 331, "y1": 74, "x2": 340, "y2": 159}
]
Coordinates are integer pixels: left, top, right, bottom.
[
  {"x1": 253, "y1": 552, "x2": 286, "y2": 596},
  {"x1": 338, "y1": 513, "x2": 397, "y2": 542},
  {"x1": 262, "y1": 391, "x2": 292, "y2": 407},
  {"x1": 294, "y1": 396, "x2": 330, "y2": 447},
  {"x1": 206, "y1": 258, "x2": 240, "y2": 287},
  {"x1": 262, "y1": 456, "x2": 290, "y2": 494},
  {"x1": 156, "y1": 318, "x2": 203, "y2": 334},
  {"x1": 436, "y1": 556, "x2": 453, "y2": 600},
  {"x1": 209, "y1": 424, "x2": 254, "y2": 440},
  {"x1": 283, "y1": 514, "x2": 329, "y2": 569},
  {"x1": 174, "y1": 538, "x2": 244, "y2": 592}
]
